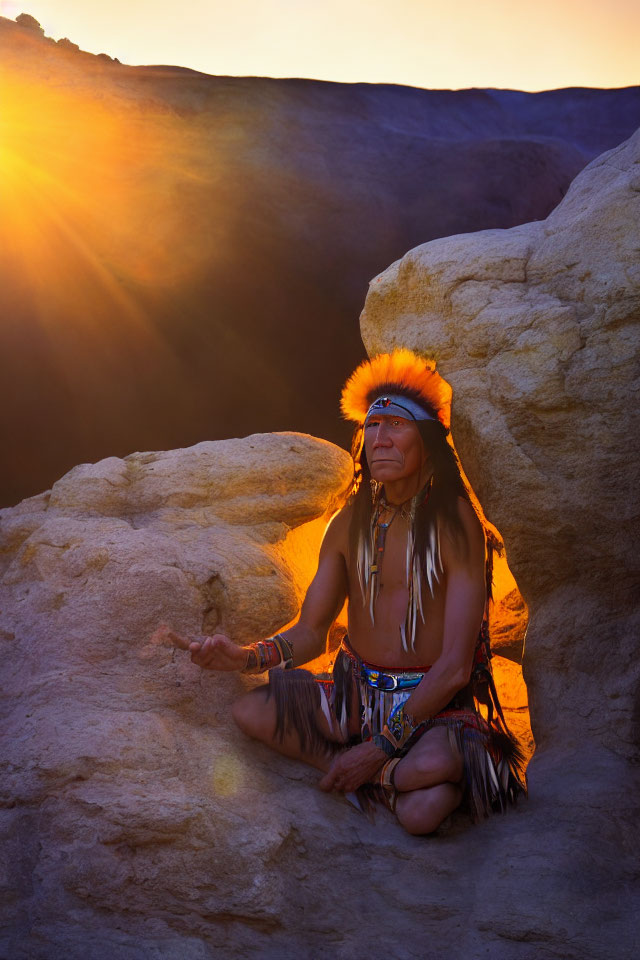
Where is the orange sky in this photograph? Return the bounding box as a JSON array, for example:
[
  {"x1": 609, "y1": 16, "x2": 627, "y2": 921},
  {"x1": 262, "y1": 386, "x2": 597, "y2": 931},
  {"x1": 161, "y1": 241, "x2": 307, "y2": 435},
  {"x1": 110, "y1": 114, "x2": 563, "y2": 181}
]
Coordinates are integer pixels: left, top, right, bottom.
[{"x1": 3, "y1": 0, "x2": 639, "y2": 91}]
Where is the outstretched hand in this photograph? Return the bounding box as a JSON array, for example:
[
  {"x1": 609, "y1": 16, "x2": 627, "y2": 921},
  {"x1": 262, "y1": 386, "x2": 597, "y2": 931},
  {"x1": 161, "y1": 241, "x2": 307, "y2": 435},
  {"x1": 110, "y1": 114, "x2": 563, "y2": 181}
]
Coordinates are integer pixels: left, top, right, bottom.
[
  {"x1": 188, "y1": 634, "x2": 248, "y2": 671},
  {"x1": 318, "y1": 741, "x2": 388, "y2": 794},
  {"x1": 150, "y1": 624, "x2": 248, "y2": 672}
]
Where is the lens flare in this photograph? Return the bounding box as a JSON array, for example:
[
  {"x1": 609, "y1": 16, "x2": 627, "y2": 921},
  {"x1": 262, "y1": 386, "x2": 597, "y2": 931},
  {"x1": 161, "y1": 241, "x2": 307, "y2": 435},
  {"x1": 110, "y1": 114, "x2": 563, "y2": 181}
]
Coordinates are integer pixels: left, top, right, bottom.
[{"x1": 211, "y1": 753, "x2": 245, "y2": 797}]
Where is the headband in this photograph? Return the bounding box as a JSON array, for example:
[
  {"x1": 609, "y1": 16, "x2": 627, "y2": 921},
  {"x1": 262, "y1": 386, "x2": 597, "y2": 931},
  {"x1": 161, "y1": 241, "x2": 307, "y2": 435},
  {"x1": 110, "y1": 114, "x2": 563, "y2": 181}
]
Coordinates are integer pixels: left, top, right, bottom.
[{"x1": 365, "y1": 394, "x2": 438, "y2": 423}]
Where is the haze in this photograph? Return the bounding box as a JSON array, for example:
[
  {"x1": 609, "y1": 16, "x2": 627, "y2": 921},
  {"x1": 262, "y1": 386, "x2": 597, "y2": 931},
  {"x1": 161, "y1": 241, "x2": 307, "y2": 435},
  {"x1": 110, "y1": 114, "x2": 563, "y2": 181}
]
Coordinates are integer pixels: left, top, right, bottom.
[{"x1": 3, "y1": 0, "x2": 639, "y2": 91}]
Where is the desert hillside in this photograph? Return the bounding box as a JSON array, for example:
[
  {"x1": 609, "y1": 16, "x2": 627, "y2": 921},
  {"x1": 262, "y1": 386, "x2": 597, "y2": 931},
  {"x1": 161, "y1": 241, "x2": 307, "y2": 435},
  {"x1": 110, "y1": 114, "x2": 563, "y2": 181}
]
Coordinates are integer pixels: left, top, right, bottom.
[{"x1": 1, "y1": 13, "x2": 640, "y2": 506}]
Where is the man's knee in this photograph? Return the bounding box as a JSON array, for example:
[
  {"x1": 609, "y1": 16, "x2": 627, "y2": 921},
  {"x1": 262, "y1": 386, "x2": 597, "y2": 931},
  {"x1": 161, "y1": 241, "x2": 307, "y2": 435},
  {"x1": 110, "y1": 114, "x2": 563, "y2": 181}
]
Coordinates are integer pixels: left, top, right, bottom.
[
  {"x1": 396, "y1": 784, "x2": 462, "y2": 836},
  {"x1": 415, "y1": 746, "x2": 463, "y2": 785},
  {"x1": 231, "y1": 688, "x2": 274, "y2": 742}
]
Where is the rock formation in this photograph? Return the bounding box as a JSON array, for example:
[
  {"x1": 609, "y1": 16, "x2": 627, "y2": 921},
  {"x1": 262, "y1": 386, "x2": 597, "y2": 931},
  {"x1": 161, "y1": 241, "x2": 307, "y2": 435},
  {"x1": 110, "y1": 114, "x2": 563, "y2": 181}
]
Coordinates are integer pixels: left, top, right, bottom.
[
  {"x1": 361, "y1": 127, "x2": 640, "y2": 753},
  {"x1": 2, "y1": 13, "x2": 640, "y2": 506},
  {"x1": 0, "y1": 429, "x2": 531, "y2": 958},
  {"x1": 0, "y1": 434, "x2": 355, "y2": 957},
  {"x1": 1, "y1": 424, "x2": 536, "y2": 960},
  {"x1": 360, "y1": 128, "x2": 640, "y2": 952}
]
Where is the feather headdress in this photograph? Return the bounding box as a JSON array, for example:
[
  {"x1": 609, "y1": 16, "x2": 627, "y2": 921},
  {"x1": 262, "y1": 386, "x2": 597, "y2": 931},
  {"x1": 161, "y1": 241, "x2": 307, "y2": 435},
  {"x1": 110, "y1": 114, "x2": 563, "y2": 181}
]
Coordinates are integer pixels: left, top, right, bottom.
[{"x1": 341, "y1": 348, "x2": 452, "y2": 430}]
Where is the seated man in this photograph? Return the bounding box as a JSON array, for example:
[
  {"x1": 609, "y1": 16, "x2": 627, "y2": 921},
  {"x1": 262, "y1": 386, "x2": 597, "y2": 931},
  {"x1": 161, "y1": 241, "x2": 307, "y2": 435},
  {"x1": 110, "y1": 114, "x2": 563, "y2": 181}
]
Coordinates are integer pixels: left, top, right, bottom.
[{"x1": 157, "y1": 349, "x2": 525, "y2": 834}]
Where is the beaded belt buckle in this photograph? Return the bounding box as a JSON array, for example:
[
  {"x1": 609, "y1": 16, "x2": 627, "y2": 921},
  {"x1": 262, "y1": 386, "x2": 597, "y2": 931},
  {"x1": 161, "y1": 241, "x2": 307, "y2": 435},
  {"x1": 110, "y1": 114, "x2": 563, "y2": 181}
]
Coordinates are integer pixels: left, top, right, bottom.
[{"x1": 361, "y1": 665, "x2": 424, "y2": 692}]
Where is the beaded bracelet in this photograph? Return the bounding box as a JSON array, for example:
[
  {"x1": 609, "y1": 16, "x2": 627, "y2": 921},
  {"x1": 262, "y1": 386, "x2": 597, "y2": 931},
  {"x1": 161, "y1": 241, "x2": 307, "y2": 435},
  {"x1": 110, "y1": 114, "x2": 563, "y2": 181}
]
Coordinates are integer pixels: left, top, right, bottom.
[{"x1": 242, "y1": 632, "x2": 294, "y2": 674}]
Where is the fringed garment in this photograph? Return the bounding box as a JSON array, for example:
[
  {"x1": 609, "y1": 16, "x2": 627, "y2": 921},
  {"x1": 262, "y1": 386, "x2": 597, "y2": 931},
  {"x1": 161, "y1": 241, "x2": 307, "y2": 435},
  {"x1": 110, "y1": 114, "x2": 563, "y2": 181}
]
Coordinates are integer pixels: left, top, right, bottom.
[{"x1": 268, "y1": 634, "x2": 527, "y2": 822}]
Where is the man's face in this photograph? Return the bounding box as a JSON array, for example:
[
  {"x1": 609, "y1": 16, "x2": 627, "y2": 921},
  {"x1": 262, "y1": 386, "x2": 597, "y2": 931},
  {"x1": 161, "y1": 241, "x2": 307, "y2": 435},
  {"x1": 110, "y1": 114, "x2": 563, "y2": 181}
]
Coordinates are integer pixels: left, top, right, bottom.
[{"x1": 363, "y1": 414, "x2": 427, "y2": 484}]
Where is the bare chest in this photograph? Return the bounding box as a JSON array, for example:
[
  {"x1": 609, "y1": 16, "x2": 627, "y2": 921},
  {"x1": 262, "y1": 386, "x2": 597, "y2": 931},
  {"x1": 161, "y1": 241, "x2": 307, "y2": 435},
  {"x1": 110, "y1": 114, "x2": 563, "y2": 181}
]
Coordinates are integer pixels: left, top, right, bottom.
[{"x1": 346, "y1": 516, "x2": 447, "y2": 667}]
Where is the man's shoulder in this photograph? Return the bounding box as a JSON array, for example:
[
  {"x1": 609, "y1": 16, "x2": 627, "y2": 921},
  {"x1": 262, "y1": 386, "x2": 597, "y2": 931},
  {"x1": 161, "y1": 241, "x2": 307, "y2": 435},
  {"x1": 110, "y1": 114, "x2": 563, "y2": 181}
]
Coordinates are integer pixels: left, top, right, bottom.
[
  {"x1": 439, "y1": 496, "x2": 485, "y2": 571},
  {"x1": 321, "y1": 500, "x2": 353, "y2": 556},
  {"x1": 455, "y1": 496, "x2": 483, "y2": 533}
]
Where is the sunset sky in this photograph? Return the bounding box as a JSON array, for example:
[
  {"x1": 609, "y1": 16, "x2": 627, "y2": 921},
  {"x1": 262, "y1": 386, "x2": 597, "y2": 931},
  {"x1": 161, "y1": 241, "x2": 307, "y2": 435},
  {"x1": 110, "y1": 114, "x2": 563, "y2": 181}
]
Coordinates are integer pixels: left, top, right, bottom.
[{"x1": 2, "y1": 0, "x2": 639, "y2": 92}]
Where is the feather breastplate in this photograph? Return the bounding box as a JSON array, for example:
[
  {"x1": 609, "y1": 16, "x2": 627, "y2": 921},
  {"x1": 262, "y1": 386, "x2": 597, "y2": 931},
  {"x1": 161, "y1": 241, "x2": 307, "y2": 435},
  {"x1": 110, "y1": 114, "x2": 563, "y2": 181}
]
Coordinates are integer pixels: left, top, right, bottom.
[{"x1": 356, "y1": 481, "x2": 442, "y2": 653}]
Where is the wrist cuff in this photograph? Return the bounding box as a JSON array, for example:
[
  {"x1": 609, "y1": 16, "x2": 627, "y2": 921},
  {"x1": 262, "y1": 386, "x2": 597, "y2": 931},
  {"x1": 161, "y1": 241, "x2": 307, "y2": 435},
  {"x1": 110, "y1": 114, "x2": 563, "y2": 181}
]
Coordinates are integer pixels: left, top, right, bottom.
[
  {"x1": 372, "y1": 733, "x2": 397, "y2": 758},
  {"x1": 241, "y1": 633, "x2": 294, "y2": 674}
]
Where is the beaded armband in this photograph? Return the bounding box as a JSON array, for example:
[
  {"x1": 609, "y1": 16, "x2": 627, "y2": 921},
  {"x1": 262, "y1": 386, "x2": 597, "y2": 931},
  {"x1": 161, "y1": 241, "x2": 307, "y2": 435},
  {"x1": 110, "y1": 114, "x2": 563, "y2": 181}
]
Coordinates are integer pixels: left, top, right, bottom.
[
  {"x1": 372, "y1": 701, "x2": 420, "y2": 756},
  {"x1": 242, "y1": 633, "x2": 294, "y2": 674}
]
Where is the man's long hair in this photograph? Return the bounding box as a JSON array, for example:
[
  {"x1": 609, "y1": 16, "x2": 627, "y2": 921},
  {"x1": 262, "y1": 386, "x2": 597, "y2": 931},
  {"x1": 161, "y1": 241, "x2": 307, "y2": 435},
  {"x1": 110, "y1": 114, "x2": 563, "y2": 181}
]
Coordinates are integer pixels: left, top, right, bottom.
[{"x1": 346, "y1": 416, "x2": 474, "y2": 574}]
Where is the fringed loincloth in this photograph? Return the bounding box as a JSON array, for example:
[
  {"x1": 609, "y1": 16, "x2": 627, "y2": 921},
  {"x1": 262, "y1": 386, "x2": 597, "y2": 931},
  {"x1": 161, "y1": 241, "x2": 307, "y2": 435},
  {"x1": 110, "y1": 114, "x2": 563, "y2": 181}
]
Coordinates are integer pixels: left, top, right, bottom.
[{"x1": 268, "y1": 636, "x2": 526, "y2": 822}]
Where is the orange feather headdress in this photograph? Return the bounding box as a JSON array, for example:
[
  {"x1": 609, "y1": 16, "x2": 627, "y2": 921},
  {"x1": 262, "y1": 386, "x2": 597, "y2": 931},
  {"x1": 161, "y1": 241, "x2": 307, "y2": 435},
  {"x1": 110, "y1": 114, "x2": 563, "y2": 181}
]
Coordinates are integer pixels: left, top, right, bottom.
[{"x1": 340, "y1": 348, "x2": 452, "y2": 430}]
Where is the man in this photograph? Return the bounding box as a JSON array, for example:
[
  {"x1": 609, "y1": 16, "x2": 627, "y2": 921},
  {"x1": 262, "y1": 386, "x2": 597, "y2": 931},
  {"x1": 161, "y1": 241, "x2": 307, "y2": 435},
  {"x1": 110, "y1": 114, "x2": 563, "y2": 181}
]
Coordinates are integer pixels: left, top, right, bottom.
[{"x1": 156, "y1": 349, "x2": 525, "y2": 834}]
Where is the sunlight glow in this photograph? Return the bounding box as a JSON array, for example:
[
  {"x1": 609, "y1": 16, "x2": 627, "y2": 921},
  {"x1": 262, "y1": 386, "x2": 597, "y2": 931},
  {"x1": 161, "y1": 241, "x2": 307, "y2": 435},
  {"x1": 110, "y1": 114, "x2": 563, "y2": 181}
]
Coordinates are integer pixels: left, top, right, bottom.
[
  {"x1": 0, "y1": 50, "x2": 241, "y2": 396},
  {"x1": 14, "y1": 0, "x2": 640, "y2": 92}
]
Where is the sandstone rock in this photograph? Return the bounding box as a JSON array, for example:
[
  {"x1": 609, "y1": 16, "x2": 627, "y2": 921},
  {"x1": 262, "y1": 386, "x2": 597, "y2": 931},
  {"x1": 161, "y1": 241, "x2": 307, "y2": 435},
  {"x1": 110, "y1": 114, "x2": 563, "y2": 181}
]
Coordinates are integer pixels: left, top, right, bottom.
[
  {"x1": 0, "y1": 433, "x2": 358, "y2": 958},
  {"x1": 490, "y1": 586, "x2": 528, "y2": 661},
  {"x1": 0, "y1": 426, "x2": 532, "y2": 960},
  {"x1": 360, "y1": 129, "x2": 640, "y2": 955},
  {"x1": 361, "y1": 127, "x2": 640, "y2": 753},
  {"x1": 0, "y1": 432, "x2": 352, "y2": 645}
]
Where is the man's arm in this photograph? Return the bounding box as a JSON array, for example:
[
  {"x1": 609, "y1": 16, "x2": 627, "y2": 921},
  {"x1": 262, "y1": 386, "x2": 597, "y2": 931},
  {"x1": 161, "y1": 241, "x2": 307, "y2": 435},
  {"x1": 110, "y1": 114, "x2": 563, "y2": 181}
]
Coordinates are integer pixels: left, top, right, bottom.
[
  {"x1": 152, "y1": 508, "x2": 349, "y2": 672},
  {"x1": 278, "y1": 509, "x2": 349, "y2": 667}
]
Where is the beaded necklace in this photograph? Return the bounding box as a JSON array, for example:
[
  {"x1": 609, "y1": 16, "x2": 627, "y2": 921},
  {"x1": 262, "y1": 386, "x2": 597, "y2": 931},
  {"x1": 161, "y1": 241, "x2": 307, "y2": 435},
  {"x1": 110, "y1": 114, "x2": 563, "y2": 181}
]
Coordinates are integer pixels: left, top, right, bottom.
[{"x1": 356, "y1": 477, "x2": 439, "y2": 653}]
